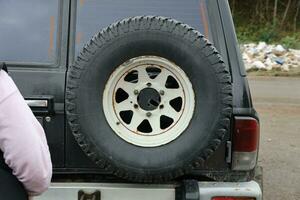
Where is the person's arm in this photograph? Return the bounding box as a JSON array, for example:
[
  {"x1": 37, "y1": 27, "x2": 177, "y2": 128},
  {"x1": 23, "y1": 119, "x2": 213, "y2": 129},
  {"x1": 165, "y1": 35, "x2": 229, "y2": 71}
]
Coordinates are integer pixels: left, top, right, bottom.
[{"x1": 0, "y1": 70, "x2": 52, "y2": 196}]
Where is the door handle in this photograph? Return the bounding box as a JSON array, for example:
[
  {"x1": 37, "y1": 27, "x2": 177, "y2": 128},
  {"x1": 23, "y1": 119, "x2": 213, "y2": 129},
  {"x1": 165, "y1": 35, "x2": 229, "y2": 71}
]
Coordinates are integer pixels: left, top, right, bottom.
[
  {"x1": 25, "y1": 99, "x2": 48, "y2": 108},
  {"x1": 25, "y1": 95, "x2": 55, "y2": 115}
]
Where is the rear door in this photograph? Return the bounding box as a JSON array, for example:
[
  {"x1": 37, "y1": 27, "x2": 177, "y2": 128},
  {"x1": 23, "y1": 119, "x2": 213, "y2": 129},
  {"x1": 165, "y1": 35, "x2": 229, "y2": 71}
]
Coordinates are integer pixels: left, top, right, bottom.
[
  {"x1": 0, "y1": 0, "x2": 70, "y2": 168},
  {"x1": 65, "y1": 0, "x2": 230, "y2": 171}
]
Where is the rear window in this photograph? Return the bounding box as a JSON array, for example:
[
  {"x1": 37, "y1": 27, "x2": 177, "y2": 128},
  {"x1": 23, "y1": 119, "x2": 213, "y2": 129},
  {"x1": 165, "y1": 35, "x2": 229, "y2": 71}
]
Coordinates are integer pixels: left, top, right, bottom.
[
  {"x1": 0, "y1": 0, "x2": 59, "y2": 64},
  {"x1": 75, "y1": 0, "x2": 210, "y2": 55}
]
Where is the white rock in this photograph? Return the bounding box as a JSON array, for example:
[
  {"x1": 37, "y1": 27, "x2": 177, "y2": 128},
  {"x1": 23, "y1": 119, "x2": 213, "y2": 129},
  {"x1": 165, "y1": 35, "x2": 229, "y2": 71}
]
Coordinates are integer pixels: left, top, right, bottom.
[
  {"x1": 241, "y1": 42, "x2": 299, "y2": 72},
  {"x1": 251, "y1": 61, "x2": 266, "y2": 69},
  {"x1": 273, "y1": 45, "x2": 286, "y2": 56},
  {"x1": 266, "y1": 65, "x2": 273, "y2": 71},
  {"x1": 294, "y1": 54, "x2": 300, "y2": 62},
  {"x1": 245, "y1": 63, "x2": 252, "y2": 70},
  {"x1": 265, "y1": 45, "x2": 274, "y2": 54},
  {"x1": 256, "y1": 55, "x2": 266, "y2": 62},
  {"x1": 247, "y1": 48, "x2": 259, "y2": 57},
  {"x1": 282, "y1": 65, "x2": 290, "y2": 71},
  {"x1": 242, "y1": 52, "x2": 251, "y2": 63},
  {"x1": 290, "y1": 49, "x2": 300, "y2": 55},
  {"x1": 265, "y1": 58, "x2": 274, "y2": 70},
  {"x1": 256, "y1": 42, "x2": 267, "y2": 51}
]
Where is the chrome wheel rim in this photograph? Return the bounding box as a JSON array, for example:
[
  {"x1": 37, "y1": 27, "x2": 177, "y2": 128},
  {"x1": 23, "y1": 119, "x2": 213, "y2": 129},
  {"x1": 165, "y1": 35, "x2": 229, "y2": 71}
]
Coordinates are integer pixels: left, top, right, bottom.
[{"x1": 103, "y1": 56, "x2": 195, "y2": 147}]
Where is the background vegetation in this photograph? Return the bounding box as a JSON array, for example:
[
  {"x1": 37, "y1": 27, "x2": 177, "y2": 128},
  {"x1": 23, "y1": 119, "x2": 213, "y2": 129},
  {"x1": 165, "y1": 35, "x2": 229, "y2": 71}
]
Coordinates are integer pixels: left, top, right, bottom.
[{"x1": 228, "y1": 0, "x2": 300, "y2": 49}]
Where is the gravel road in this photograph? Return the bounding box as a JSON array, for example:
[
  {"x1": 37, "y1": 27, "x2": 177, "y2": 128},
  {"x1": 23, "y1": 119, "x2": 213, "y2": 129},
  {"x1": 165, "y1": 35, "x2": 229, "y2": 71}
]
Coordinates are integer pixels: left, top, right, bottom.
[{"x1": 248, "y1": 76, "x2": 300, "y2": 200}]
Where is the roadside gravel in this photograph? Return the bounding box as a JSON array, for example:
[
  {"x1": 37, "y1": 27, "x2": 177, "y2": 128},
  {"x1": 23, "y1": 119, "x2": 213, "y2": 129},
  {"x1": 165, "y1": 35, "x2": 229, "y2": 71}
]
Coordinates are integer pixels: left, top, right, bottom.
[{"x1": 248, "y1": 76, "x2": 300, "y2": 200}]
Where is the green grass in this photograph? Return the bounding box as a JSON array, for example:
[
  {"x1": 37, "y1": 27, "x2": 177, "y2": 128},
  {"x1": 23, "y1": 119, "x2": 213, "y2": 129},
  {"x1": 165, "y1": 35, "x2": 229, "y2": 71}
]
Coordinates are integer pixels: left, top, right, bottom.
[
  {"x1": 247, "y1": 67, "x2": 300, "y2": 77},
  {"x1": 235, "y1": 24, "x2": 300, "y2": 49}
]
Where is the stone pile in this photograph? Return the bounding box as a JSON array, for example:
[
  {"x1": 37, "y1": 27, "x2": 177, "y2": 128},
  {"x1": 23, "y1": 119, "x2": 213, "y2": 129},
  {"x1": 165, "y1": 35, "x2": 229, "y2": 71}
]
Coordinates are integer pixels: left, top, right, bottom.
[{"x1": 240, "y1": 42, "x2": 300, "y2": 71}]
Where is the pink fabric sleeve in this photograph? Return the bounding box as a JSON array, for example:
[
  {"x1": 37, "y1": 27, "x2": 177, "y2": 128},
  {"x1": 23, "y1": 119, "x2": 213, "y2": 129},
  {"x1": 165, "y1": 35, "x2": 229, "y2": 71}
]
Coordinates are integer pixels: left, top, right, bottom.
[{"x1": 0, "y1": 70, "x2": 52, "y2": 196}]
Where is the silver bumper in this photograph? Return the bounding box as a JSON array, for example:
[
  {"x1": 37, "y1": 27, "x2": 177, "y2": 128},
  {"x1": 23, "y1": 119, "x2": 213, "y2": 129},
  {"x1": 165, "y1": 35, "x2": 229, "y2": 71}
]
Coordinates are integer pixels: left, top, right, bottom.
[
  {"x1": 35, "y1": 181, "x2": 262, "y2": 200},
  {"x1": 198, "y1": 181, "x2": 262, "y2": 199}
]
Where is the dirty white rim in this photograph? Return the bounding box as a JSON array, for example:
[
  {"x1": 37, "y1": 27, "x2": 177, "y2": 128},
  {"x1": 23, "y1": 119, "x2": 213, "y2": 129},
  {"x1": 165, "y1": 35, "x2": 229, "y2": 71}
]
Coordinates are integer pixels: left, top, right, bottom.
[{"x1": 103, "y1": 56, "x2": 195, "y2": 147}]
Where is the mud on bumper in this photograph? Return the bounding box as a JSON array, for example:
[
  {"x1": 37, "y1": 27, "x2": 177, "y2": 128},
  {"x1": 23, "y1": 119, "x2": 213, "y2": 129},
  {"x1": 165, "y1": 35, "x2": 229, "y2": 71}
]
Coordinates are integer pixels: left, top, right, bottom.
[{"x1": 35, "y1": 180, "x2": 262, "y2": 200}]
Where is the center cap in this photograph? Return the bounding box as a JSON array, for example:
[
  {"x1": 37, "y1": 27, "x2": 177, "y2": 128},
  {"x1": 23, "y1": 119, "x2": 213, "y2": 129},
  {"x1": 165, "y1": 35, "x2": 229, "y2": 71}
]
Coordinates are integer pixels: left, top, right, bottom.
[{"x1": 137, "y1": 88, "x2": 161, "y2": 111}]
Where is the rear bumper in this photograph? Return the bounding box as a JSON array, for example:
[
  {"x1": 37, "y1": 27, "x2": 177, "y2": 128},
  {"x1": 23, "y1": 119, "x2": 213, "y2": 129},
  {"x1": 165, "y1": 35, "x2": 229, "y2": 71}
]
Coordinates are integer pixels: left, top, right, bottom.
[
  {"x1": 35, "y1": 181, "x2": 262, "y2": 200},
  {"x1": 198, "y1": 181, "x2": 262, "y2": 200}
]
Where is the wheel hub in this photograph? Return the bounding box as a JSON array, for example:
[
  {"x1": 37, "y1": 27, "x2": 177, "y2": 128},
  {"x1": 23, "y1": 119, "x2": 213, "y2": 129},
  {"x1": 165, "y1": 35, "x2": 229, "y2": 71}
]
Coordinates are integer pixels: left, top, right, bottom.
[{"x1": 137, "y1": 88, "x2": 161, "y2": 111}]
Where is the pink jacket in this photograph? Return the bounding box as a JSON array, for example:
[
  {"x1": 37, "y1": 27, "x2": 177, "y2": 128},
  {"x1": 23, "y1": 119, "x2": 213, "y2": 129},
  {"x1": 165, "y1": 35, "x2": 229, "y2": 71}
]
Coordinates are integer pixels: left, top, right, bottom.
[{"x1": 0, "y1": 70, "x2": 52, "y2": 196}]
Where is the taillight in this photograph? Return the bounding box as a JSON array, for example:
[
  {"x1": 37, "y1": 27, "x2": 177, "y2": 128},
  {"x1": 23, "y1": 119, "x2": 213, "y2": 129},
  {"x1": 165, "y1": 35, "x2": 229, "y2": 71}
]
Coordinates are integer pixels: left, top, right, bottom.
[
  {"x1": 212, "y1": 197, "x2": 256, "y2": 200},
  {"x1": 232, "y1": 117, "x2": 260, "y2": 171}
]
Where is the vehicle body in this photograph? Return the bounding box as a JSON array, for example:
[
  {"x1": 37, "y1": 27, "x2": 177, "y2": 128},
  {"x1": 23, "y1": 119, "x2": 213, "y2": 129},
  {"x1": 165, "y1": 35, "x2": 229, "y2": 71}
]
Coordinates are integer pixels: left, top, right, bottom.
[{"x1": 0, "y1": 0, "x2": 262, "y2": 199}]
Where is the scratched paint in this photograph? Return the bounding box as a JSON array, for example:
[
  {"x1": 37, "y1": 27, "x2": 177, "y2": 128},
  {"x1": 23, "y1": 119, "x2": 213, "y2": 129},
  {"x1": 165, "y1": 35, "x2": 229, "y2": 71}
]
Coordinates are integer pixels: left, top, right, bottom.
[
  {"x1": 80, "y1": 0, "x2": 85, "y2": 7},
  {"x1": 200, "y1": 2, "x2": 209, "y2": 39},
  {"x1": 48, "y1": 16, "x2": 55, "y2": 59},
  {"x1": 76, "y1": 32, "x2": 83, "y2": 45}
]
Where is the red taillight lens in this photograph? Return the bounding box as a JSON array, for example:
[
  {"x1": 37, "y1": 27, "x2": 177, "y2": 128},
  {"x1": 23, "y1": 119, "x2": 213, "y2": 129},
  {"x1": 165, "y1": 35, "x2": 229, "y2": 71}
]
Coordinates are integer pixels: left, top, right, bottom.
[
  {"x1": 232, "y1": 117, "x2": 260, "y2": 170},
  {"x1": 233, "y1": 117, "x2": 259, "y2": 152},
  {"x1": 212, "y1": 197, "x2": 255, "y2": 200}
]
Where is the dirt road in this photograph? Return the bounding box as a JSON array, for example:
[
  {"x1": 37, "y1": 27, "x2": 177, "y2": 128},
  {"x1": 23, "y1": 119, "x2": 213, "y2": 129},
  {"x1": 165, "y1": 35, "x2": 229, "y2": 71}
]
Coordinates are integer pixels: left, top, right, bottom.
[{"x1": 248, "y1": 76, "x2": 300, "y2": 200}]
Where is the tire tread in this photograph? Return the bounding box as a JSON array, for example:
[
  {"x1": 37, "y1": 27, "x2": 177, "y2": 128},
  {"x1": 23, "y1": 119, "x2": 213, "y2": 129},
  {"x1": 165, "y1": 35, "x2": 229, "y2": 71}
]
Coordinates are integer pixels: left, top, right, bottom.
[{"x1": 66, "y1": 16, "x2": 233, "y2": 182}]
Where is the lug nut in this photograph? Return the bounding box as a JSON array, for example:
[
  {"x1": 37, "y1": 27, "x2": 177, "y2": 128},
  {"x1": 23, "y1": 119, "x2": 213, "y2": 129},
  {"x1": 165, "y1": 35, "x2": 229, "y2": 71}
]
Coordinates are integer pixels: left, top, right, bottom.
[
  {"x1": 146, "y1": 112, "x2": 152, "y2": 117},
  {"x1": 134, "y1": 104, "x2": 139, "y2": 109},
  {"x1": 159, "y1": 105, "x2": 164, "y2": 109},
  {"x1": 147, "y1": 83, "x2": 152, "y2": 87},
  {"x1": 159, "y1": 90, "x2": 165, "y2": 95},
  {"x1": 134, "y1": 90, "x2": 139, "y2": 95}
]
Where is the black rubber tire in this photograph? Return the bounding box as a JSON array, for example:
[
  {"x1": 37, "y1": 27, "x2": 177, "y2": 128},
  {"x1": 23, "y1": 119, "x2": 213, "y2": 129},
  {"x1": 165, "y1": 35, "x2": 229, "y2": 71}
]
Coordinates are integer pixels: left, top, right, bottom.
[{"x1": 66, "y1": 16, "x2": 232, "y2": 182}]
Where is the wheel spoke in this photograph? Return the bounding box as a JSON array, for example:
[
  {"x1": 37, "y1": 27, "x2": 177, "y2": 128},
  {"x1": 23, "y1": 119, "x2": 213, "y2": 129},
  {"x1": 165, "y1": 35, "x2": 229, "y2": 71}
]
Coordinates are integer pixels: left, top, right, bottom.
[
  {"x1": 137, "y1": 67, "x2": 151, "y2": 83},
  {"x1": 165, "y1": 88, "x2": 183, "y2": 102},
  {"x1": 114, "y1": 98, "x2": 132, "y2": 113},
  {"x1": 128, "y1": 112, "x2": 145, "y2": 131},
  {"x1": 163, "y1": 104, "x2": 180, "y2": 120},
  {"x1": 147, "y1": 115, "x2": 161, "y2": 133},
  {"x1": 154, "y1": 69, "x2": 171, "y2": 86},
  {"x1": 118, "y1": 80, "x2": 137, "y2": 95}
]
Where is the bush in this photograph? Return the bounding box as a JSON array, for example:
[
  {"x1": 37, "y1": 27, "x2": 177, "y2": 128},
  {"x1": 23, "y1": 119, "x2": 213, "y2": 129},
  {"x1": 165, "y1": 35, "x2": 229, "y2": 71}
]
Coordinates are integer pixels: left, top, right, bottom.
[
  {"x1": 236, "y1": 24, "x2": 278, "y2": 43},
  {"x1": 280, "y1": 35, "x2": 300, "y2": 49},
  {"x1": 235, "y1": 24, "x2": 300, "y2": 49}
]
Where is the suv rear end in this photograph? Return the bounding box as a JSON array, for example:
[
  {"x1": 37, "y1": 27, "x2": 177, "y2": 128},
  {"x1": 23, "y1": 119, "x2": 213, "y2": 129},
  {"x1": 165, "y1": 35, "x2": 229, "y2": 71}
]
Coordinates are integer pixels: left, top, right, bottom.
[{"x1": 0, "y1": 0, "x2": 262, "y2": 199}]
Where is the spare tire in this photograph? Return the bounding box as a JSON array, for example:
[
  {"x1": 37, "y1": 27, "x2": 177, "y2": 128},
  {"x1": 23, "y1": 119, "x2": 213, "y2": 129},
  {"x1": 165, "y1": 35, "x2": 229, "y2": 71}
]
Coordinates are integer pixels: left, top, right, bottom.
[{"x1": 66, "y1": 16, "x2": 232, "y2": 182}]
